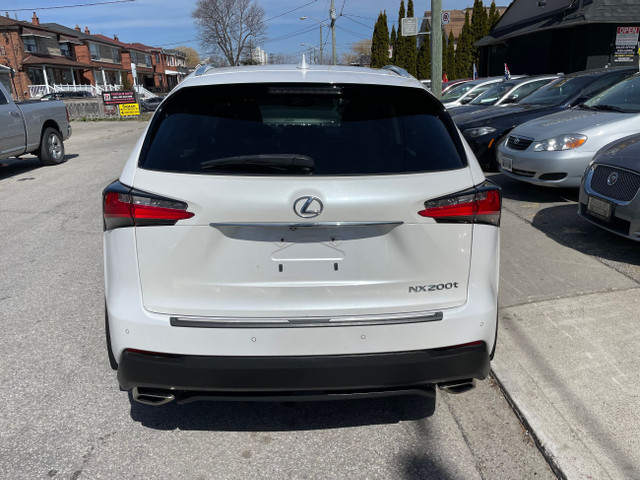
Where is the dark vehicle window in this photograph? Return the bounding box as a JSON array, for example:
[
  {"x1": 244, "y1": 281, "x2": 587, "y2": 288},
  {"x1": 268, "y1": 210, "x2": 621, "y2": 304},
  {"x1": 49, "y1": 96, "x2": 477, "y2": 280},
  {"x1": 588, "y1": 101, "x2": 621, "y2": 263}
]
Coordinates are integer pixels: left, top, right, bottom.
[
  {"x1": 0, "y1": 89, "x2": 6, "y2": 105},
  {"x1": 140, "y1": 83, "x2": 466, "y2": 175},
  {"x1": 585, "y1": 74, "x2": 640, "y2": 113},
  {"x1": 578, "y1": 72, "x2": 633, "y2": 99},
  {"x1": 519, "y1": 76, "x2": 593, "y2": 106}
]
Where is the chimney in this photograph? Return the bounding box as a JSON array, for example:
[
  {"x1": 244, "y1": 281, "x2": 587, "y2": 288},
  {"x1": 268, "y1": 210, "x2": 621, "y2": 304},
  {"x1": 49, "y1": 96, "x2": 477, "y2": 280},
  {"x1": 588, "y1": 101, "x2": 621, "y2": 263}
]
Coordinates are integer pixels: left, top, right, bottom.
[
  {"x1": 75, "y1": 25, "x2": 81, "y2": 32},
  {"x1": 114, "y1": 34, "x2": 119, "y2": 42},
  {"x1": 32, "y1": 12, "x2": 40, "y2": 26},
  {"x1": 84, "y1": 26, "x2": 90, "y2": 34}
]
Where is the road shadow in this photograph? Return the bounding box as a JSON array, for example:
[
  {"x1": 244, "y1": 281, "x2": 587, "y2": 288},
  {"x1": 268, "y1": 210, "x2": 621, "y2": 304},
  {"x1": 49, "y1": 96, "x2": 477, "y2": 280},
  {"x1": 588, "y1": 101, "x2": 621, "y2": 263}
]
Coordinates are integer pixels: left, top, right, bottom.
[
  {"x1": 531, "y1": 203, "x2": 640, "y2": 266},
  {"x1": 128, "y1": 393, "x2": 436, "y2": 432},
  {"x1": 0, "y1": 154, "x2": 79, "y2": 180}
]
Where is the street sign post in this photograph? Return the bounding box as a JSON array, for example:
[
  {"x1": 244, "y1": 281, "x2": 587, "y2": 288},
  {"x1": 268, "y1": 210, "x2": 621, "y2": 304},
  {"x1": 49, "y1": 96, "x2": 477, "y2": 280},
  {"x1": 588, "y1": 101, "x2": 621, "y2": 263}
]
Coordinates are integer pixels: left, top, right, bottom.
[
  {"x1": 401, "y1": 17, "x2": 419, "y2": 36},
  {"x1": 442, "y1": 11, "x2": 450, "y2": 24}
]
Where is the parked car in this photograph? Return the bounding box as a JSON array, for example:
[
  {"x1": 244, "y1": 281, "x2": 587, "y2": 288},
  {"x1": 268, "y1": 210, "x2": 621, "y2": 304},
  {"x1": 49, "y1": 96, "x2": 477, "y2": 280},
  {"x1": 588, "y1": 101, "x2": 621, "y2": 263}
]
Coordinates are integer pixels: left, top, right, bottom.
[
  {"x1": 497, "y1": 73, "x2": 640, "y2": 188},
  {"x1": 40, "y1": 91, "x2": 93, "y2": 100},
  {"x1": 140, "y1": 96, "x2": 163, "y2": 112},
  {"x1": 442, "y1": 79, "x2": 471, "y2": 95},
  {"x1": 449, "y1": 75, "x2": 559, "y2": 118},
  {"x1": 441, "y1": 77, "x2": 506, "y2": 108},
  {"x1": 420, "y1": 79, "x2": 431, "y2": 90},
  {"x1": 578, "y1": 133, "x2": 640, "y2": 241},
  {"x1": 0, "y1": 81, "x2": 71, "y2": 165},
  {"x1": 103, "y1": 63, "x2": 501, "y2": 406},
  {"x1": 454, "y1": 67, "x2": 637, "y2": 169}
]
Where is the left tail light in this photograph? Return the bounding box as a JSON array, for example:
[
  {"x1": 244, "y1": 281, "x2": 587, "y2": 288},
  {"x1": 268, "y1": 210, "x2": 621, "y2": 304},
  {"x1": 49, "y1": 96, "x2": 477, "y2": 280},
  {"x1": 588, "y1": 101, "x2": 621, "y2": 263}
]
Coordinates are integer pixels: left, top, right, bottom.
[
  {"x1": 103, "y1": 181, "x2": 194, "y2": 230},
  {"x1": 418, "y1": 181, "x2": 501, "y2": 226}
]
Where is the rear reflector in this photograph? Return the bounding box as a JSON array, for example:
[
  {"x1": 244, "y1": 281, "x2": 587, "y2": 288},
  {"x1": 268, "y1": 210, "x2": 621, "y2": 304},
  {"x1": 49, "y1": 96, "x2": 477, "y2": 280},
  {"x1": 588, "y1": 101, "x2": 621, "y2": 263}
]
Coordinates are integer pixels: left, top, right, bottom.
[
  {"x1": 418, "y1": 182, "x2": 501, "y2": 226},
  {"x1": 103, "y1": 181, "x2": 194, "y2": 230}
]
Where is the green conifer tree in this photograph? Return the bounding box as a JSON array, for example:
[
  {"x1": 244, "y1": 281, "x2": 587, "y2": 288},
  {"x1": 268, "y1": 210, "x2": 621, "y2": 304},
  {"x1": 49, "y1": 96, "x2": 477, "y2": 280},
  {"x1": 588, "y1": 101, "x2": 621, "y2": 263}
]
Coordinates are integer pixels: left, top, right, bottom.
[
  {"x1": 455, "y1": 11, "x2": 474, "y2": 79},
  {"x1": 395, "y1": 1, "x2": 407, "y2": 69},
  {"x1": 417, "y1": 38, "x2": 431, "y2": 80},
  {"x1": 470, "y1": 0, "x2": 489, "y2": 66},
  {"x1": 371, "y1": 11, "x2": 390, "y2": 68},
  {"x1": 405, "y1": 0, "x2": 418, "y2": 76},
  {"x1": 446, "y1": 31, "x2": 456, "y2": 79},
  {"x1": 489, "y1": 0, "x2": 501, "y2": 29},
  {"x1": 390, "y1": 24, "x2": 397, "y2": 62}
]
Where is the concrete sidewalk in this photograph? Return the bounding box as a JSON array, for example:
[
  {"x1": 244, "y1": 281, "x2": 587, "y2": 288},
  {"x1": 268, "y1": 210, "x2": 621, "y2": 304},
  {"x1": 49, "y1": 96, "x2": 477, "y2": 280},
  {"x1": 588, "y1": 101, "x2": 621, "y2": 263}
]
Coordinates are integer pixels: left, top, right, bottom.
[{"x1": 495, "y1": 211, "x2": 640, "y2": 479}]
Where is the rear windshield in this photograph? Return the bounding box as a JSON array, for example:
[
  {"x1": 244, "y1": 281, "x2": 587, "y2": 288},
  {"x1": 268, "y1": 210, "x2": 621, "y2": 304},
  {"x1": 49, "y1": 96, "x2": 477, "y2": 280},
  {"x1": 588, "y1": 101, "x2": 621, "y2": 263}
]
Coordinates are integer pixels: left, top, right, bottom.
[{"x1": 139, "y1": 83, "x2": 466, "y2": 175}]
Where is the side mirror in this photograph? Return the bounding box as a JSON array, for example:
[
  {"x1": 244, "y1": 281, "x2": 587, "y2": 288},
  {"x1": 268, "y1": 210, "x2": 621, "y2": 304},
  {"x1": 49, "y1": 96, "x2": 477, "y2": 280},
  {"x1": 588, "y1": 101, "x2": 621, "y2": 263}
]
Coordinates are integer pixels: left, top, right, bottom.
[{"x1": 502, "y1": 95, "x2": 518, "y2": 104}]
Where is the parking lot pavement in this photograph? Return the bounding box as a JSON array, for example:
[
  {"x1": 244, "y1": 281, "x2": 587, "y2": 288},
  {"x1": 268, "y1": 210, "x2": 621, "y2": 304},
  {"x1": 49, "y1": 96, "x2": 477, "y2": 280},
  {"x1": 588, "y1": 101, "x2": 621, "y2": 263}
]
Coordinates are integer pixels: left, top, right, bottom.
[{"x1": 495, "y1": 179, "x2": 640, "y2": 479}]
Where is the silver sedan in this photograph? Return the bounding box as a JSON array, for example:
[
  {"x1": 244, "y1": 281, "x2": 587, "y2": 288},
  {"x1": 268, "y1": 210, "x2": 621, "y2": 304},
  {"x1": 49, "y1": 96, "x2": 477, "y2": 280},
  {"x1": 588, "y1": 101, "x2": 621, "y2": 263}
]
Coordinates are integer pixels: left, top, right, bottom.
[{"x1": 497, "y1": 73, "x2": 640, "y2": 187}]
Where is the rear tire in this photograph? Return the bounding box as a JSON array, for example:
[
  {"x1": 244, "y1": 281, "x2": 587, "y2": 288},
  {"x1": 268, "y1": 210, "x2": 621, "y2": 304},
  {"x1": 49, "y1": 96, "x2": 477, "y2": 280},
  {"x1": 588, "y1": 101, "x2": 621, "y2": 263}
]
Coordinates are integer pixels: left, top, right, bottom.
[
  {"x1": 105, "y1": 305, "x2": 118, "y2": 370},
  {"x1": 38, "y1": 127, "x2": 65, "y2": 165}
]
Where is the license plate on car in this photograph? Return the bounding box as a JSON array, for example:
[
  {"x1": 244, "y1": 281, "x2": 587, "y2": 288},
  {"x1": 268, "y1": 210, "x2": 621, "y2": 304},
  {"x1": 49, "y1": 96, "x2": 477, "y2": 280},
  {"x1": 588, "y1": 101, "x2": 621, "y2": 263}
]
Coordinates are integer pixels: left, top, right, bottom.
[
  {"x1": 587, "y1": 196, "x2": 613, "y2": 222},
  {"x1": 501, "y1": 156, "x2": 513, "y2": 172}
]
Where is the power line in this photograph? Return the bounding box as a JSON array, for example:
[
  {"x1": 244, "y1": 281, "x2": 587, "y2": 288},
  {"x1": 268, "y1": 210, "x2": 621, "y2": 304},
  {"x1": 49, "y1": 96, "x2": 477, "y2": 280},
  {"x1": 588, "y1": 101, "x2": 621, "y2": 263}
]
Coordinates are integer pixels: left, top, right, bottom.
[
  {"x1": 4, "y1": 0, "x2": 134, "y2": 12},
  {"x1": 341, "y1": 14, "x2": 373, "y2": 30},
  {"x1": 261, "y1": 0, "x2": 318, "y2": 25},
  {"x1": 335, "y1": 24, "x2": 368, "y2": 39}
]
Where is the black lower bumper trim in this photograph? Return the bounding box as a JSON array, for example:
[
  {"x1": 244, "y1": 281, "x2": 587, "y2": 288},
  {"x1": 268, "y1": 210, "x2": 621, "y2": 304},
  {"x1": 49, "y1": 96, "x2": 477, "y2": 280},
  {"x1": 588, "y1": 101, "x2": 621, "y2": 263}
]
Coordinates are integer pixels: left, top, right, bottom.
[{"x1": 117, "y1": 343, "x2": 490, "y2": 396}]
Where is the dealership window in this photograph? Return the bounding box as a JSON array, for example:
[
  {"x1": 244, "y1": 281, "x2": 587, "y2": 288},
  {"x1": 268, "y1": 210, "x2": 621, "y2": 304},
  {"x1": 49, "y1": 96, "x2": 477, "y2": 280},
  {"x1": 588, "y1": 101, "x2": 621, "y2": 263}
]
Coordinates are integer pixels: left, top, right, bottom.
[
  {"x1": 24, "y1": 36, "x2": 38, "y2": 53},
  {"x1": 90, "y1": 43, "x2": 100, "y2": 60}
]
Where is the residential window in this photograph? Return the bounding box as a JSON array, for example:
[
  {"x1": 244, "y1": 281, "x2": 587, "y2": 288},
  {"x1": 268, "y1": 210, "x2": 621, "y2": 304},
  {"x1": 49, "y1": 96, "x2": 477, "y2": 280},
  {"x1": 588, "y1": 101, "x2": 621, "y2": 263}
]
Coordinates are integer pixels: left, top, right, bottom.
[
  {"x1": 90, "y1": 43, "x2": 100, "y2": 60},
  {"x1": 60, "y1": 43, "x2": 72, "y2": 57},
  {"x1": 112, "y1": 48, "x2": 121, "y2": 63},
  {"x1": 155, "y1": 53, "x2": 160, "y2": 63},
  {"x1": 24, "y1": 37, "x2": 38, "y2": 53},
  {"x1": 145, "y1": 55, "x2": 152, "y2": 67},
  {"x1": 131, "y1": 52, "x2": 138, "y2": 64},
  {"x1": 168, "y1": 56, "x2": 175, "y2": 66}
]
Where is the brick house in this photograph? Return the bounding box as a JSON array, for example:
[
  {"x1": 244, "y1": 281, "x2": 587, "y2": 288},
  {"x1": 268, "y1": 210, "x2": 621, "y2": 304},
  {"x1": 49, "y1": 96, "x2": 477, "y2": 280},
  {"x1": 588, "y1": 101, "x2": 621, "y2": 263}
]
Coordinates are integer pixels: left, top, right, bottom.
[{"x1": 0, "y1": 12, "x2": 187, "y2": 99}]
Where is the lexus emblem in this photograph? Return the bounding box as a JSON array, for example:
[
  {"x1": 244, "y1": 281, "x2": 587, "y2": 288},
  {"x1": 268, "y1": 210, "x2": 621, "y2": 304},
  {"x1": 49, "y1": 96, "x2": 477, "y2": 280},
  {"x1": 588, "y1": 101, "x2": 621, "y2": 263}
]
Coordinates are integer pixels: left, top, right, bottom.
[
  {"x1": 607, "y1": 172, "x2": 619, "y2": 187},
  {"x1": 294, "y1": 196, "x2": 323, "y2": 218}
]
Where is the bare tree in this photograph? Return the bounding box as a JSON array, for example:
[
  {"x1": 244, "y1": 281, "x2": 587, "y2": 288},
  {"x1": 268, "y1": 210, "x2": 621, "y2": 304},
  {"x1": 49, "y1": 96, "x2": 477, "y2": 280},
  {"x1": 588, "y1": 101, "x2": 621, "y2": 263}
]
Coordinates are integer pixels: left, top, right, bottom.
[
  {"x1": 192, "y1": 0, "x2": 266, "y2": 66},
  {"x1": 174, "y1": 46, "x2": 201, "y2": 68}
]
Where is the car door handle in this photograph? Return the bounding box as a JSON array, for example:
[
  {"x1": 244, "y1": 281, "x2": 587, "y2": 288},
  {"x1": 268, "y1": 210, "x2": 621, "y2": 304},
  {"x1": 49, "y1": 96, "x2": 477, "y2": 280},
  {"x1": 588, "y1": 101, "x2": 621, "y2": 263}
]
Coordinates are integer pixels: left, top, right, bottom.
[{"x1": 10, "y1": 111, "x2": 20, "y2": 117}]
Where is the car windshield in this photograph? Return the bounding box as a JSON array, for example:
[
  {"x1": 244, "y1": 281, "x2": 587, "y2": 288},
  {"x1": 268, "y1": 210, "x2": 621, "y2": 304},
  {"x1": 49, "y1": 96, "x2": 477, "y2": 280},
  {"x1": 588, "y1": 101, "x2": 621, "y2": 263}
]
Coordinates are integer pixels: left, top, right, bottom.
[
  {"x1": 518, "y1": 76, "x2": 592, "y2": 106},
  {"x1": 584, "y1": 74, "x2": 640, "y2": 113},
  {"x1": 441, "y1": 83, "x2": 475, "y2": 102},
  {"x1": 469, "y1": 82, "x2": 513, "y2": 105},
  {"x1": 140, "y1": 83, "x2": 466, "y2": 175}
]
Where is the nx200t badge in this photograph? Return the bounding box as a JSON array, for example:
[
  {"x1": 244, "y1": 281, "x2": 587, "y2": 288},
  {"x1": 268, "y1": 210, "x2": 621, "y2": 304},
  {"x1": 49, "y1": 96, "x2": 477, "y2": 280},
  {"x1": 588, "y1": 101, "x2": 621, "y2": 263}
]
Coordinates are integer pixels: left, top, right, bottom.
[{"x1": 294, "y1": 196, "x2": 323, "y2": 218}]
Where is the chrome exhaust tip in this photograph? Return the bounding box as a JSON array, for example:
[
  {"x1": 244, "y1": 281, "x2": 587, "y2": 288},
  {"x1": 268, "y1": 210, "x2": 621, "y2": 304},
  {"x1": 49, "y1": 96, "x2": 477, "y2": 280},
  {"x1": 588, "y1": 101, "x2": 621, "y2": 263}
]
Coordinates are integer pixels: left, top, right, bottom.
[
  {"x1": 132, "y1": 387, "x2": 175, "y2": 406},
  {"x1": 438, "y1": 379, "x2": 476, "y2": 395}
]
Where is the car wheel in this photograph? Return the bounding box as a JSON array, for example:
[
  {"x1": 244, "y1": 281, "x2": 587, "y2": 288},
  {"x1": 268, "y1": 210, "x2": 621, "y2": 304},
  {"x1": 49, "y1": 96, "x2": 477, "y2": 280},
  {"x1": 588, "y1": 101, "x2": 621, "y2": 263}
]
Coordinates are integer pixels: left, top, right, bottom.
[
  {"x1": 105, "y1": 305, "x2": 118, "y2": 370},
  {"x1": 38, "y1": 127, "x2": 66, "y2": 165}
]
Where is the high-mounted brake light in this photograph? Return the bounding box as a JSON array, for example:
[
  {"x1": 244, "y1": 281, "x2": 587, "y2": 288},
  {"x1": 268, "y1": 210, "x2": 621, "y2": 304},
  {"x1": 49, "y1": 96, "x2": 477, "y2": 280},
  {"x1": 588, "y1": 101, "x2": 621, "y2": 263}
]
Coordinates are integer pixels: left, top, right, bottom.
[
  {"x1": 418, "y1": 183, "x2": 501, "y2": 226},
  {"x1": 103, "y1": 182, "x2": 194, "y2": 230}
]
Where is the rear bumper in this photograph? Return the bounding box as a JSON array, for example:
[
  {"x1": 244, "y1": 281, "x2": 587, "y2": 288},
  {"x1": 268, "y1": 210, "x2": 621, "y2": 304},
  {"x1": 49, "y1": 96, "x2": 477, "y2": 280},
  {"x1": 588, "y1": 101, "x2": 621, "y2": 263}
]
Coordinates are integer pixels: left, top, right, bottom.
[{"x1": 117, "y1": 343, "x2": 490, "y2": 394}]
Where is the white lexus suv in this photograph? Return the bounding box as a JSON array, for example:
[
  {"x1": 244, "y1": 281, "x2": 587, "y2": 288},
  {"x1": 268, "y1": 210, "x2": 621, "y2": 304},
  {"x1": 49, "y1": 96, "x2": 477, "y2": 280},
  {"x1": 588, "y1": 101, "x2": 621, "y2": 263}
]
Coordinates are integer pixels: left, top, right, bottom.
[{"x1": 103, "y1": 62, "x2": 501, "y2": 406}]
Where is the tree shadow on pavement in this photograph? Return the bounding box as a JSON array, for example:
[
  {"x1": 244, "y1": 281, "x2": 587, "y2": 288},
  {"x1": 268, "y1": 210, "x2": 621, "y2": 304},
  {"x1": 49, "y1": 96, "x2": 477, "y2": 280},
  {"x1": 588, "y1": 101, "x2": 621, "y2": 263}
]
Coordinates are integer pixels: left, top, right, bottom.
[{"x1": 128, "y1": 393, "x2": 436, "y2": 432}]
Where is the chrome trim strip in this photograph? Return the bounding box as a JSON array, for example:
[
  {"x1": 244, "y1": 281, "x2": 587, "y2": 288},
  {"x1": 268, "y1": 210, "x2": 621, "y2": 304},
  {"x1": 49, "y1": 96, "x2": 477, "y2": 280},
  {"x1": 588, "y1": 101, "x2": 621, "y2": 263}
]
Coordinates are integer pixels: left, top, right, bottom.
[
  {"x1": 210, "y1": 221, "x2": 404, "y2": 229},
  {"x1": 170, "y1": 312, "x2": 443, "y2": 328}
]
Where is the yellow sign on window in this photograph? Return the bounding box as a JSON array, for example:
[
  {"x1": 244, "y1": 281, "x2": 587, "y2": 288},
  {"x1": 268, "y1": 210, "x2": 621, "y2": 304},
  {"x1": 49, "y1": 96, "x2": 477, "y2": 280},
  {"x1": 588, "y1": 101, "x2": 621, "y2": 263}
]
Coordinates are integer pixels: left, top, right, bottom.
[{"x1": 119, "y1": 103, "x2": 140, "y2": 116}]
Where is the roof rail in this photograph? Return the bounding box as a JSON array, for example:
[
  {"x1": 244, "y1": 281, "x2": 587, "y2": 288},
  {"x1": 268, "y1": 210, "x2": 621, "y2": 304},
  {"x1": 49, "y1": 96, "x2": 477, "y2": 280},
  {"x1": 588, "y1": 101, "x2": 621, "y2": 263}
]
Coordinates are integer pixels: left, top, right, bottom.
[
  {"x1": 194, "y1": 64, "x2": 216, "y2": 76},
  {"x1": 382, "y1": 65, "x2": 412, "y2": 78}
]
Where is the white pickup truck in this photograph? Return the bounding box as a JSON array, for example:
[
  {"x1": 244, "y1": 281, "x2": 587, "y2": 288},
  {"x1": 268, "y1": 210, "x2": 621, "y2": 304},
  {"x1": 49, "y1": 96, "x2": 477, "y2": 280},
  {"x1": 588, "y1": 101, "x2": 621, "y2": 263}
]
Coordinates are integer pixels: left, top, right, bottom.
[{"x1": 0, "y1": 81, "x2": 72, "y2": 165}]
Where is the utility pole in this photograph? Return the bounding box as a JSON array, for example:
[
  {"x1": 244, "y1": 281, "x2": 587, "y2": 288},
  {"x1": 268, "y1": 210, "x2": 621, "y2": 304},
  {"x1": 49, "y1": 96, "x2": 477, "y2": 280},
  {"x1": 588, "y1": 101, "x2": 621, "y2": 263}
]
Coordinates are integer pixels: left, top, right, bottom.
[
  {"x1": 330, "y1": 0, "x2": 337, "y2": 65},
  {"x1": 319, "y1": 25, "x2": 324, "y2": 64},
  {"x1": 430, "y1": 0, "x2": 442, "y2": 99}
]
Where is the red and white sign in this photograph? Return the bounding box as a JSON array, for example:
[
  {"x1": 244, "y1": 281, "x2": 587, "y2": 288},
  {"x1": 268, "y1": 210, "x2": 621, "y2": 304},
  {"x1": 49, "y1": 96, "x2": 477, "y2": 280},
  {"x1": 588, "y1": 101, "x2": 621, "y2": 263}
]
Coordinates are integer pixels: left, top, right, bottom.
[{"x1": 616, "y1": 26, "x2": 640, "y2": 46}]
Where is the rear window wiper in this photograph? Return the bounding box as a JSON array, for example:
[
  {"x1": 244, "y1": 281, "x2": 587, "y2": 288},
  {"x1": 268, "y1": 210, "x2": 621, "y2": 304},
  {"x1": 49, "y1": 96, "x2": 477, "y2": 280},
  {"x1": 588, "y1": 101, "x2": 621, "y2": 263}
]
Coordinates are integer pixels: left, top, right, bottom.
[
  {"x1": 201, "y1": 154, "x2": 314, "y2": 173},
  {"x1": 591, "y1": 104, "x2": 628, "y2": 113}
]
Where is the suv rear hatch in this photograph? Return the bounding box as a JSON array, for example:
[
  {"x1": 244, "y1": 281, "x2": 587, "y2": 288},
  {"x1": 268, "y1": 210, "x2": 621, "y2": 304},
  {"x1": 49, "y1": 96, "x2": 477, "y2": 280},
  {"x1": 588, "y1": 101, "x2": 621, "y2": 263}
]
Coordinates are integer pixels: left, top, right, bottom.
[{"x1": 127, "y1": 83, "x2": 486, "y2": 319}]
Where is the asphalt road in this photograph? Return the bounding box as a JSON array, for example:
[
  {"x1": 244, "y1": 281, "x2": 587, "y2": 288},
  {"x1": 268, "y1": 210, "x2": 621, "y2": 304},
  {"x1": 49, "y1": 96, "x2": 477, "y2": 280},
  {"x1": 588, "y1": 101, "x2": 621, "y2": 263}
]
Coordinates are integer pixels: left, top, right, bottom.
[{"x1": 0, "y1": 121, "x2": 564, "y2": 480}]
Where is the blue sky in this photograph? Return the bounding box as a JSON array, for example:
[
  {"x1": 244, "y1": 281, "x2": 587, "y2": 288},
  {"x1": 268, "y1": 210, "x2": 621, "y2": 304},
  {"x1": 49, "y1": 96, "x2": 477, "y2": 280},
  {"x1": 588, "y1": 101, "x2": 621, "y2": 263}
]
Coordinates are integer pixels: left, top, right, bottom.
[{"x1": 3, "y1": 0, "x2": 507, "y2": 59}]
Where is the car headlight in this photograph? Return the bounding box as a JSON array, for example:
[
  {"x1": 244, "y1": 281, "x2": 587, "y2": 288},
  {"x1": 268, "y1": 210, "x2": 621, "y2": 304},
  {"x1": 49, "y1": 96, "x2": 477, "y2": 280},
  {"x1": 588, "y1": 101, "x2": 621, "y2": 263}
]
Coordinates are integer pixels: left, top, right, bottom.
[
  {"x1": 463, "y1": 126, "x2": 497, "y2": 138},
  {"x1": 532, "y1": 134, "x2": 587, "y2": 152}
]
